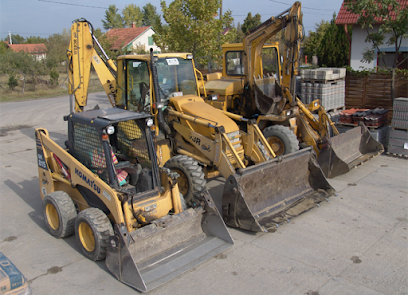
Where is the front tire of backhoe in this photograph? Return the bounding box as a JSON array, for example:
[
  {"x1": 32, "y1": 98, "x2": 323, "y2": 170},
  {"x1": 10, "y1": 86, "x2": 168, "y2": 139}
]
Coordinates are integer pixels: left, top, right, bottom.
[
  {"x1": 263, "y1": 125, "x2": 299, "y2": 156},
  {"x1": 164, "y1": 155, "x2": 206, "y2": 204},
  {"x1": 75, "y1": 208, "x2": 113, "y2": 261},
  {"x1": 43, "y1": 191, "x2": 77, "y2": 238}
]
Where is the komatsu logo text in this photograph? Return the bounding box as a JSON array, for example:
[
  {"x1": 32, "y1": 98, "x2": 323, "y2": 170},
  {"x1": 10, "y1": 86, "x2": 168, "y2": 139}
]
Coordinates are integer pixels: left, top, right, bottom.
[{"x1": 75, "y1": 168, "x2": 101, "y2": 193}]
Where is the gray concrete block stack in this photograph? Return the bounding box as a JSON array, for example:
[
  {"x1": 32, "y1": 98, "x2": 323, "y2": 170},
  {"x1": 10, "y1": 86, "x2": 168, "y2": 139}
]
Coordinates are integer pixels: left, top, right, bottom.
[
  {"x1": 388, "y1": 97, "x2": 408, "y2": 157},
  {"x1": 300, "y1": 68, "x2": 346, "y2": 111}
]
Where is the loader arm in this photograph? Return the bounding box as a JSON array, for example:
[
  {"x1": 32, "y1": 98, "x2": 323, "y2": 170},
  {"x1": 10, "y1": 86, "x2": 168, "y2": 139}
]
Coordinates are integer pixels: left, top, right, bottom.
[
  {"x1": 67, "y1": 19, "x2": 118, "y2": 113},
  {"x1": 243, "y1": 1, "x2": 302, "y2": 102}
]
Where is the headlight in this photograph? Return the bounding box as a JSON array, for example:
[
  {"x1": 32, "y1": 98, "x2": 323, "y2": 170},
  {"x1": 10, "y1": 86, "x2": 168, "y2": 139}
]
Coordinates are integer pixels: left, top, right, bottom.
[
  {"x1": 314, "y1": 101, "x2": 318, "y2": 107},
  {"x1": 107, "y1": 126, "x2": 115, "y2": 134},
  {"x1": 286, "y1": 110, "x2": 292, "y2": 116},
  {"x1": 146, "y1": 118, "x2": 154, "y2": 127},
  {"x1": 186, "y1": 54, "x2": 193, "y2": 59}
]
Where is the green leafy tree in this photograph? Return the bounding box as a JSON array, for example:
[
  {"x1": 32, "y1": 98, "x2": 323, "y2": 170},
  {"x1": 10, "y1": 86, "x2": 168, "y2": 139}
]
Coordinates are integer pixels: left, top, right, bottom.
[
  {"x1": 8, "y1": 75, "x2": 18, "y2": 90},
  {"x1": 0, "y1": 42, "x2": 7, "y2": 55},
  {"x1": 0, "y1": 50, "x2": 48, "y2": 93},
  {"x1": 3, "y1": 34, "x2": 25, "y2": 44},
  {"x1": 154, "y1": 0, "x2": 235, "y2": 67},
  {"x1": 142, "y1": 3, "x2": 161, "y2": 29},
  {"x1": 241, "y1": 12, "x2": 261, "y2": 34},
  {"x1": 303, "y1": 20, "x2": 330, "y2": 60},
  {"x1": 25, "y1": 36, "x2": 47, "y2": 44},
  {"x1": 345, "y1": 0, "x2": 408, "y2": 100},
  {"x1": 102, "y1": 5, "x2": 124, "y2": 30},
  {"x1": 316, "y1": 13, "x2": 350, "y2": 67},
  {"x1": 123, "y1": 4, "x2": 143, "y2": 27},
  {"x1": 45, "y1": 29, "x2": 70, "y2": 65}
]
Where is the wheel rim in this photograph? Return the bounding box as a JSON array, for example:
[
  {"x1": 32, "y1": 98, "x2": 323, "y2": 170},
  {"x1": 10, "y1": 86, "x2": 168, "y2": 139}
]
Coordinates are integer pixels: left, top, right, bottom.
[
  {"x1": 267, "y1": 136, "x2": 285, "y2": 156},
  {"x1": 78, "y1": 222, "x2": 95, "y2": 252},
  {"x1": 172, "y1": 168, "x2": 189, "y2": 196},
  {"x1": 46, "y1": 203, "x2": 59, "y2": 230}
]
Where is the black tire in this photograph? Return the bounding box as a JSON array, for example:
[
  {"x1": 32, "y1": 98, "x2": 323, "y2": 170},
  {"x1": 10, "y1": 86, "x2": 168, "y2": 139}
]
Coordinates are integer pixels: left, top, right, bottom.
[
  {"x1": 43, "y1": 191, "x2": 77, "y2": 238},
  {"x1": 164, "y1": 155, "x2": 206, "y2": 204},
  {"x1": 263, "y1": 125, "x2": 299, "y2": 156},
  {"x1": 75, "y1": 208, "x2": 113, "y2": 261}
]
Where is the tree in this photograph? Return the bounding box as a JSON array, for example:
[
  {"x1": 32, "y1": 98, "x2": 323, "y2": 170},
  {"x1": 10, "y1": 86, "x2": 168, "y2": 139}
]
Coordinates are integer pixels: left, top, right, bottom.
[
  {"x1": 316, "y1": 13, "x2": 350, "y2": 67},
  {"x1": 345, "y1": 0, "x2": 408, "y2": 100},
  {"x1": 241, "y1": 12, "x2": 261, "y2": 34},
  {"x1": 25, "y1": 36, "x2": 47, "y2": 44},
  {"x1": 3, "y1": 34, "x2": 25, "y2": 44},
  {"x1": 0, "y1": 42, "x2": 7, "y2": 55},
  {"x1": 45, "y1": 29, "x2": 70, "y2": 65},
  {"x1": 102, "y1": 5, "x2": 124, "y2": 30},
  {"x1": 123, "y1": 4, "x2": 143, "y2": 27},
  {"x1": 154, "y1": 0, "x2": 235, "y2": 67},
  {"x1": 142, "y1": 3, "x2": 161, "y2": 29},
  {"x1": 303, "y1": 20, "x2": 330, "y2": 60},
  {"x1": 0, "y1": 50, "x2": 48, "y2": 93}
]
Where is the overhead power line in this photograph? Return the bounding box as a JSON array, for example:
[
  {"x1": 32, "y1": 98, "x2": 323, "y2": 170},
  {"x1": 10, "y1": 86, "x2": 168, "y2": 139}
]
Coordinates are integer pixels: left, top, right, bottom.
[{"x1": 37, "y1": 0, "x2": 108, "y2": 9}]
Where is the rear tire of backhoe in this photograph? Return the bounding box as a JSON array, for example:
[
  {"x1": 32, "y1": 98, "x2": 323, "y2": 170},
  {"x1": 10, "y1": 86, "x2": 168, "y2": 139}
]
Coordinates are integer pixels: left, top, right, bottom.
[
  {"x1": 75, "y1": 208, "x2": 113, "y2": 261},
  {"x1": 164, "y1": 155, "x2": 206, "y2": 204},
  {"x1": 43, "y1": 191, "x2": 77, "y2": 238},
  {"x1": 263, "y1": 125, "x2": 299, "y2": 156}
]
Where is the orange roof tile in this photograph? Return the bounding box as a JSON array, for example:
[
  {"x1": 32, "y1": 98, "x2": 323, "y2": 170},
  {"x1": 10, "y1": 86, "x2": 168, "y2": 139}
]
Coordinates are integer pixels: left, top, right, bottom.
[
  {"x1": 8, "y1": 43, "x2": 47, "y2": 54},
  {"x1": 105, "y1": 26, "x2": 151, "y2": 50},
  {"x1": 336, "y1": 0, "x2": 408, "y2": 25}
]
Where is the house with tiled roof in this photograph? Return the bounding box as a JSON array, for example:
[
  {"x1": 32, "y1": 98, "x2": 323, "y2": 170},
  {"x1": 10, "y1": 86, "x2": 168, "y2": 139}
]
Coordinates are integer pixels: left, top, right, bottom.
[
  {"x1": 336, "y1": 0, "x2": 408, "y2": 70},
  {"x1": 105, "y1": 24, "x2": 161, "y2": 54},
  {"x1": 5, "y1": 42, "x2": 47, "y2": 60}
]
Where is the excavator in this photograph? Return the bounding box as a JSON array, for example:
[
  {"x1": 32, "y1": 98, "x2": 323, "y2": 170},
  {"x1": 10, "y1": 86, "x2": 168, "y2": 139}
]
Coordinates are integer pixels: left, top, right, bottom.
[
  {"x1": 202, "y1": 2, "x2": 384, "y2": 178},
  {"x1": 67, "y1": 18, "x2": 335, "y2": 234}
]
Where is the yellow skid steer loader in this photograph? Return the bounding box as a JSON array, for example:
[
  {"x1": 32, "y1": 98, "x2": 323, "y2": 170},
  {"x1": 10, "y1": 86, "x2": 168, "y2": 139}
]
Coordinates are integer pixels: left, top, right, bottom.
[
  {"x1": 36, "y1": 108, "x2": 233, "y2": 292},
  {"x1": 67, "y1": 18, "x2": 335, "y2": 233}
]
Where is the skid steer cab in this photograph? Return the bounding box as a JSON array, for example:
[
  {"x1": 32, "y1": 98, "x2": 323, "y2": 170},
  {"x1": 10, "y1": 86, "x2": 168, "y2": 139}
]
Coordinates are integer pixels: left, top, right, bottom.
[{"x1": 35, "y1": 108, "x2": 233, "y2": 293}]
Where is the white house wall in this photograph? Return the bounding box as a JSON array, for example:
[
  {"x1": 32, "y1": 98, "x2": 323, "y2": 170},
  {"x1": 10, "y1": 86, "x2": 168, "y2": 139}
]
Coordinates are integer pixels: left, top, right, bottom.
[
  {"x1": 350, "y1": 25, "x2": 408, "y2": 70},
  {"x1": 130, "y1": 28, "x2": 161, "y2": 53}
]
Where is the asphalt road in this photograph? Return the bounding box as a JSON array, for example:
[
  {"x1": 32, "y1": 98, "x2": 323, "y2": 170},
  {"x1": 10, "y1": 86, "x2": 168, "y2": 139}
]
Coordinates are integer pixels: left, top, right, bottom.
[{"x1": 0, "y1": 92, "x2": 407, "y2": 295}]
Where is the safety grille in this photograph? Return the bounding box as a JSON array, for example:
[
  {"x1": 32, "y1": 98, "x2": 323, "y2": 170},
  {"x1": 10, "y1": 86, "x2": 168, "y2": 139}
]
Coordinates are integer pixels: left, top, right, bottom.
[
  {"x1": 71, "y1": 122, "x2": 109, "y2": 183},
  {"x1": 116, "y1": 121, "x2": 151, "y2": 169}
]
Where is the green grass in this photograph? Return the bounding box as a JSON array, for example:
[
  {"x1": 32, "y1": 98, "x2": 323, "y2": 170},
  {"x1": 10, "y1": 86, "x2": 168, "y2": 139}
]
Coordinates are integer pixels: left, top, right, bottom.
[{"x1": 0, "y1": 71, "x2": 104, "y2": 102}]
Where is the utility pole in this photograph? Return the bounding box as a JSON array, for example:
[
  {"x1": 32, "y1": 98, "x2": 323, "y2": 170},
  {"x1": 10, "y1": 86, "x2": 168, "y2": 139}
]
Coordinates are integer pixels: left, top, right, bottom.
[{"x1": 9, "y1": 31, "x2": 12, "y2": 44}]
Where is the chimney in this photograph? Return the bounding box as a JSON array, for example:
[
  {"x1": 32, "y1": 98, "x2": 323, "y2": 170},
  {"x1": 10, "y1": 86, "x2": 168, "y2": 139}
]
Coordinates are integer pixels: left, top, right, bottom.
[{"x1": 132, "y1": 22, "x2": 136, "y2": 28}]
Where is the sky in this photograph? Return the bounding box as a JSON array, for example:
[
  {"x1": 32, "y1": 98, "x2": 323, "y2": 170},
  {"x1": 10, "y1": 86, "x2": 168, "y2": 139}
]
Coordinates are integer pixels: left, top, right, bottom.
[{"x1": 0, "y1": 0, "x2": 344, "y2": 40}]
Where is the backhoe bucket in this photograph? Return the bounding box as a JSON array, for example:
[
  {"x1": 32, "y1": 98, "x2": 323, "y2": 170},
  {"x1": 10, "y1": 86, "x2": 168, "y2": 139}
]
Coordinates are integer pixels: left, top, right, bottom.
[
  {"x1": 105, "y1": 190, "x2": 233, "y2": 293},
  {"x1": 317, "y1": 125, "x2": 384, "y2": 178},
  {"x1": 222, "y1": 147, "x2": 335, "y2": 232}
]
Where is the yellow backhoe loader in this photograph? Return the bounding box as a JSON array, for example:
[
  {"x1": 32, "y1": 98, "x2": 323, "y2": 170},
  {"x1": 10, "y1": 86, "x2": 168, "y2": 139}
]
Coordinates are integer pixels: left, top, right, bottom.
[
  {"x1": 67, "y1": 18, "x2": 335, "y2": 233},
  {"x1": 36, "y1": 108, "x2": 233, "y2": 292},
  {"x1": 202, "y1": 2, "x2": 383, "y2": 178}
]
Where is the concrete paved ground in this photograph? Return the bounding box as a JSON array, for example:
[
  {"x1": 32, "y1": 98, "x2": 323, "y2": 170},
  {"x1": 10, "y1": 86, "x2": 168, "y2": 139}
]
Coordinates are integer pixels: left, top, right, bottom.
[{"x1": 0, "y1": 93, "x2": 407, "y2": 295}]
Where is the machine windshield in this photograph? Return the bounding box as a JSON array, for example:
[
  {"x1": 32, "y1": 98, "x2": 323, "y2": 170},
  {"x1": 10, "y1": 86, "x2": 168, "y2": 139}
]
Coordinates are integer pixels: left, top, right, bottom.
[{"x1": 155, "y1": 57, "x2": 198, "y2": 99}]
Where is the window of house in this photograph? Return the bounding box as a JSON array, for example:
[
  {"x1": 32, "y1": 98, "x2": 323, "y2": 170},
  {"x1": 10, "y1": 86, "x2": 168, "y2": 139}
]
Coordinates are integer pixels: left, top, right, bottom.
[
  {"x1": 378, "y1": 52, "x2": 408, "y2": 70},
  {"x1": 148, "y1": 36, "x2": 154, "y2": 46}
]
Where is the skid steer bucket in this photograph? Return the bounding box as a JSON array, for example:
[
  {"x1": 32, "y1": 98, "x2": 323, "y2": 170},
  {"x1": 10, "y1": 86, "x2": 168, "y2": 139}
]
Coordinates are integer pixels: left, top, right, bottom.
[
  {"x1": 105, "y1": 190, "x2": 233, "y2": 293},
  {"x1": 222, "y1": 147, "x2": 335, "y2": 232},
  {"x1": 317, "y1": 125, "x2": 384, "y2": 178}
]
